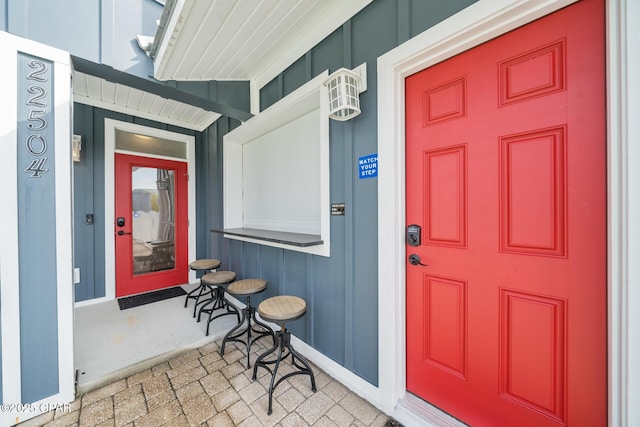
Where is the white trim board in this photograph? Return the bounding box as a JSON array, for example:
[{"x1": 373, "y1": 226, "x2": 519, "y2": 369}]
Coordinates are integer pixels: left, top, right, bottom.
[
  {"x1": 223, "y1": 71, "x2": 331, "y2": 257},
  {"x1": 0, "y1": 36, "x2": 23, "y2": 419},
  {"x1": 376, "y1": 0, "x2": 639, "y2": 426},
  {"x1": 102, "y1": 119, "x2": 196, "y2": 301},
  {"x1": 0, "y1": 30, "x2": 75, "y2": 426},
  {"x1": 607, "y1": 0, "x2": 640, "y2": 424}
]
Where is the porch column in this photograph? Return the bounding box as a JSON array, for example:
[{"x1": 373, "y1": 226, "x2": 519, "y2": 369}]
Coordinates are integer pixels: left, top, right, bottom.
[{"x1": 0, "y1": 30, "x2": 75, "y2": 426}]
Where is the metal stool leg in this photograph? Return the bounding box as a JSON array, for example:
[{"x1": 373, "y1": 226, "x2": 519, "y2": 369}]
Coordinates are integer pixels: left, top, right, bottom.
[
  {"x1": 252, "y1": 325, "x2": 316, "y2": 415},
  {"x1": 184, "y1": 278, "x2": 205, "y2": 308},
  {"x1": 288, "y1": 339, "x2": 317, "y2": 392},
  {"x1": 221, "y1": 295, "x2": 275, "y2": 368},
  {"x1": 185, "y1": 280, "x2": 215, "y2": 317},
  {"x1": 200, "y1": 287, "x2": 240, "y2": 336}
]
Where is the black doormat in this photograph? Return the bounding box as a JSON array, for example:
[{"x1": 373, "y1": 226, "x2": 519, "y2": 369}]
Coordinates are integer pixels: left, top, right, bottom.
[{"x1": 117, "y1": 287, "x2": 187, "y2": 310}]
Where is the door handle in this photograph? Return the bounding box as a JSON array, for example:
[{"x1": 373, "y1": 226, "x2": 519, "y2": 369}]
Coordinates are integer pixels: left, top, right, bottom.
[
  {"x1": 117, "y1": 230, "x2": 132, "y2": 236},
  {"x1": 408, "y1": 254, "x2": 429, "y2": 266}
]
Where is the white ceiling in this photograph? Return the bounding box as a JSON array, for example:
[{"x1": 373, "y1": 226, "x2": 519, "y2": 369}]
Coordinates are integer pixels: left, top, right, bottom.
[
  {"x1": 71, "y1": 1, "x2": 372, "y2": 131},
  {"x1": 152, "y1": 0, "x2": 373, "y2": 88},
  {"x1": 73, "y1": 71, "x2": 221, "y2": 131}
]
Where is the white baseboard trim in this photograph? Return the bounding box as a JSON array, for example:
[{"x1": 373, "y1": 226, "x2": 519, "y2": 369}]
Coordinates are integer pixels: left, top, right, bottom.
[
  {"x1": 287, "y1": 334, "x2": 385, "y2": 414},
  {"x1": 74, "y1": 295, "x2": 111, "y2": 308}
]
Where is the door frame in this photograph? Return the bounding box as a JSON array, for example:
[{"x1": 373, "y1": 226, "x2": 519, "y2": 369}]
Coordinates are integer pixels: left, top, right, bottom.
[
  {"x1": 103, "y1": 119, "x2": 196, "y2": 301},
  {"x1": 376, "y1": 0, "x2": 640, "y2": 425}
]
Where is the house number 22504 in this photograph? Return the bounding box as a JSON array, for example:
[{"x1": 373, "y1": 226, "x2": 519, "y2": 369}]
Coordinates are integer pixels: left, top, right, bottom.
[{"x1": 24, "y1": 59, "x2": 50, "y2": 178}]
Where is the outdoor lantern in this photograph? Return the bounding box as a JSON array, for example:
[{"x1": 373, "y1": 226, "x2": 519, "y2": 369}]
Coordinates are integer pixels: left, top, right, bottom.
[
  {"x1": 324, "y1": 67, "x2": 363, "y2": 121},
  {"x1": 72, "y1": 134, "x2": 82, "y2": 162}
]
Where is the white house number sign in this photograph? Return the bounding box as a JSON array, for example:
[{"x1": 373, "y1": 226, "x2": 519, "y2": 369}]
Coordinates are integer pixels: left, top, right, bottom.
[{"x1": 19, "y1": 54, "x2": 53, "y2": 178}]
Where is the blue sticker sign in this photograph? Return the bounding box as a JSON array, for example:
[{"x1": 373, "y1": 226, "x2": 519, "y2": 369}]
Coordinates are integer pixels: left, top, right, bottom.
[{"x1": 358, "y1": 153, "x2": 378, "y2": 179}]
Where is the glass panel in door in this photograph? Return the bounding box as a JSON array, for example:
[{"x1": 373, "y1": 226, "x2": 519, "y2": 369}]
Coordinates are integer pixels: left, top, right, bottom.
[{"x1": 131, "y1": 166, "x2": 175, "y2": 275}]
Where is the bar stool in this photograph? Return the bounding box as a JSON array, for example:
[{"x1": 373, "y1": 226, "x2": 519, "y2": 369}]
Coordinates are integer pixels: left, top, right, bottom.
[
  {"x1": 184, "y1": 259, "x2": 221, "y2": 317},
  {"x1": 220, "y1": 279, "x2": 276, "y2": 368},
  {"x1": 197, "y1": 270, "x2": 240, "y2": 336},
  {"x1": 252, "y1": 295, "x2": 316, "y2": 415}
]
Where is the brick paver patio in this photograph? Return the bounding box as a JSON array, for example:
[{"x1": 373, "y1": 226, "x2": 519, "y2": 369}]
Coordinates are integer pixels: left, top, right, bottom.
[{"x1": 17, "y1": 338, "x2": 400, "y2": 426}]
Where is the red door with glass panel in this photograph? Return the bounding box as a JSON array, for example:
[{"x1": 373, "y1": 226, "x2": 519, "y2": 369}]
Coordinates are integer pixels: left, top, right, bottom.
[
  {"x1": 115, "y1": 153, "x2": 188, "y2": 297},
  {"x1": 405, "y1": 0, "x2": 606, "y2": 425}
]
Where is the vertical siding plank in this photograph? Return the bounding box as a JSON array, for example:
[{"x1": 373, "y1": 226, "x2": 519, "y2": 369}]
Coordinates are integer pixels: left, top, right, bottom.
[
  {"x1": 410, "y1": 0, "x2": 478, "y2": 38},
  {"x1": 241, "y1": 242, "x2": 261, "y2": 278},
  {"x1": 282, "y1": 251, "x2": 308, "y2": 339},
  {"x1": 283, "y1": 56, "x2": 306, "y2": 98},
  {"x1": 311, "y1": 29, "x2": 343, "y2": 77},
  {"x1": 398, "y1": 0, "x2": 411, "y2": 44},
  {"x1": 73, "y1": 104, "x2": 96, "y2": 301},
  {"x1": 257, "y1": 246, "x2": 281, "y2": 302}
]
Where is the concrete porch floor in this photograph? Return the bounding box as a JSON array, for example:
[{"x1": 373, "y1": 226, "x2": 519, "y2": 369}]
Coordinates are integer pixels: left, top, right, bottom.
[{"x1": 16, "y1": 283, "x2": 400, "y2": 426}]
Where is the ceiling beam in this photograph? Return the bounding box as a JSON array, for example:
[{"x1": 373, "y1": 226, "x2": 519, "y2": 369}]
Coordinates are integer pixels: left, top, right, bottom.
[{"x1": 71, "y1": 56, "x2": 253, "y2": 122}]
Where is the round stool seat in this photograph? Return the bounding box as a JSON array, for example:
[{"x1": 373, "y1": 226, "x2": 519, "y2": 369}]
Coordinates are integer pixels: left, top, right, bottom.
[
  {"x1": 202, "y1": 271, "x2": 236, "y2": 285},
  {"x1": 258, "y1": 295, "x2": 306, "y2": 323},
  {"x1": 190, "y1": 259, "x2": 220, "y2": 271},
  {"x1": 228, "y1": 279, "x2": 267, "y2": 296},
  {"x1": 185, "y1": 259, "x2": 221, "y2": 316}
]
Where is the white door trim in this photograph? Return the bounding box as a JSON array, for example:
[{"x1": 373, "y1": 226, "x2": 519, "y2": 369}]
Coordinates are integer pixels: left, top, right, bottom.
[
  {"x1": 103, "y1": 118, "x2": 196, "y2": 301},
  {"x1": 376, "y1": 0, "x2": 639, "y2": 425}
]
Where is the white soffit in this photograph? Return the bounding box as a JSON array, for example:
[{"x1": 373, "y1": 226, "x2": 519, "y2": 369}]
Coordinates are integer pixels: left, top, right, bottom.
[
  {"x1": 153, "y1": 0, "x2": 373, "y2": 89},
  {"x1": 73, "y1": 71, "x2": 221, "y2": 131}
]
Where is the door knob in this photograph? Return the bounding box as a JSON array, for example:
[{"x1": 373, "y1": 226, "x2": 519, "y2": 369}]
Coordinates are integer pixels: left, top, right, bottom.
[
  {"x1": 408, "y1": 254, "x2": 429, "y2": 266},
  {"x1": 117, "y1": 230, "x2": 132, "y2": 236}
]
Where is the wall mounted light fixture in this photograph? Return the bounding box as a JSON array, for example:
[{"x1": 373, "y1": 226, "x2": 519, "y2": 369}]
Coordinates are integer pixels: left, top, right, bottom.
[
  {"x1": 72, "y1": 134, "x2": 82, "y2": 162},
  {"x1": 324, "y1": 63, "x2": 367, "y2": 121}
]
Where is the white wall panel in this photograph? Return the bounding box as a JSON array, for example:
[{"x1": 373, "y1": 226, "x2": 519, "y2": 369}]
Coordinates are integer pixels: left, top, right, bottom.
[{"x1": 242, "y1": 109, "x2": 321, "y2": 234}]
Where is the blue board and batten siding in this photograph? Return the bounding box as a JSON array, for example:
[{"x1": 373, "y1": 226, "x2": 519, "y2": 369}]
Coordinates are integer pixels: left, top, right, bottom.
[
  {"x1": 72, "y1": 79, "x2": 249, "y2": 301},
  {"x1": 9, "y1": 0, "x2": 477, "y2": 391},
  {"x1": 211, "y1": 0, "x2": 478, "y2": 385},
  {"x1": 72, "y1": 104, "x2": 197, "y2": 301}
]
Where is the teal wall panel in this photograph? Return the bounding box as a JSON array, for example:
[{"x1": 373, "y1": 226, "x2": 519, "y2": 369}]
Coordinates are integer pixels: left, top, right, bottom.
[
  {"x1": 213, "y1": 81, "x2": 252, "y2": 113},
  {"x1": 352, "y1": 0, "x2": 398, "y2": 66},
  {"x1": 221, "y1": 0, "x2": 479, "y2": 386},
  {"x1": 410, "y1": 0, "x2": 478, "y2": 38},
  {"x1": 311, "y1": 29, "x2": 343, "y2": 78},
  {"x1": 73, "y1": 105, "x2": 97, "y2": 301},
  {"x1": 283, "y1": 56, "x2": 308, "y2": 98},
  {"x1": 259, "y1": 247, "x2": 283, "y2": 301},
  {"x1": 259, "y1": 78, "x2": 281, "y2": 112},
  {"x1": 72, "y1": 104, "x2": 200, "y2": 302},
  {"x1": 281, "y1": 251, "x2": 308, "y2": 338},
  {"x1": 64, "y1": 0, "x2": 479, "y2": 386},
  {"x1": 240, "y1": 243, "x2": 261, "y2": 278}
]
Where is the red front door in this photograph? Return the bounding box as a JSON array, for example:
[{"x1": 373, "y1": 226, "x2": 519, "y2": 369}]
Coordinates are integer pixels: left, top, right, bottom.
[
  {"x1": 115, "y1": 153, "x2": 188, "y2": 297},
  {"x1": 405, "y1": 1, "x2": 606, "y2": 426}
]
